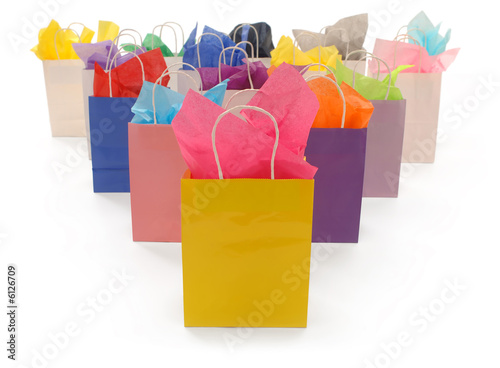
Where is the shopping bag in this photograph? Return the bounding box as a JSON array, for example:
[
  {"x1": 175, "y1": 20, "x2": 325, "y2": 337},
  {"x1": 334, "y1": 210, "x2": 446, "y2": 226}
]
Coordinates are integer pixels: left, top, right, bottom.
[
  {"x1": 179, "y1": 46, "x2": 267, "y2": 109},
  {"x1": 123, "y1": 22, "x2": 185, "y2": 61},
  {"x1": 38, "y1": 24, "x2": 92, "y2": 136},
  {"x1": 370, "y1": 35, "x2": 458, "y2": 162},
  {"x1": 179, "y1": 41, "x2": 268, "y2": 89},
  {"x1": 403, "y1": 11, "x2": 451, "y2": 56},
  {"x1": 178, "y1": 32, "x2": 226, "y2": 94},
  {"x1": 78, "y1": 42, "x2": 146, "y2": 157},
  {"x1": 182, "y1": 24, "x2": 246, "y2": 68},
  {"x1": 293, "y1": 13, "x2": 368, "y2": 59},
  {"x1": 93, "y1": 48, "x2": 169, "y2": 98},
  {"x1": 151, "y1": 22, "x2": 186, "y2": 91},
  {"x1": 229, "y1": 22, "x2": 275, "y2": 66},
  {"x1": 74, "y1": 30, "x2": 147, "y2": 158},
  {"x1": 82, "y1": 68, "x2": 94, "y2": 157},
  {"x1": 43, "y1": 56, "x2": 87, "y2": 136},
  {"x1": 89, "y1": 51, "x2": 167, "y2": 192},
  {"x1": 396, "y1": 71, "x2": 441, "y2": 163},
  {"x1": 220, "y1": 46, "x2": 267, "y2": 106},
  {"x1": 305, "y1": 75, "x2": 372, "y2": 243},
  {"x1": 293, "y1": 13, "x2": 369, "y2": 72},
  {"x1": 271, "y1": 34, "x2": 342, "y2": 81},
  {"x1": 339, "y1": 55, "x2": 407, "y2": 197},
  {"x1": 80, "y1": 38, "x2": 147, "y2": 157},
  {"x1": 89, "y1": 96, "x2": 135, "y2": 192},
  {"x1": 31, "y1": 20, "x2": 94, "y2": 60},
  {"x1": 129, "y1": 70, "x2": 228, "y2": 242},
  {"x1": 178, "y1": 104, "x2": 314, "y2": 327}
]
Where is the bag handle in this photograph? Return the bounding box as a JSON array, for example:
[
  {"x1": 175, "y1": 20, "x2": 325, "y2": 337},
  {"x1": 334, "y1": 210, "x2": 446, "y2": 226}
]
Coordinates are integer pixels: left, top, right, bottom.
[
  {"x1": 299, "y1": 63, "x2": 336, "y2": 80},
  {"x1": 212, "y1": 105, "x2": 279, "y2": 179},
  {"x1": 53, "y1": 28, "x2": 81, "y2": 60},
  {"x1": 218, "y1": 47, "x2": 254, "y2": 89},
  {"x1": 167, "y1": 61, "x2": 205, "y2": 91},
  {"x1": 231, "y1": 24, "x2": 260, "y2": 58},
  {"x1": 392, "y1": 34, "x2": 422, "y2": 73},
  {"x1": 151, "y1": 22, "x2": 184, "y2": 56},
  {"x1": 293, "y1": 32, "x2": 321, "y2": 68},
  {"x1": 319, "y1": 25, "x2": 330, "y2": 34},
  {"x1": 346, "y1": 50, "x2": 381, "y2": 80},
  {"x1": 106, "y1": 33, "x2": 141, "y2": 70},
  {"x1": 152, "y1": 24, "x2": 177, "y2": 55},
  {"x1": 305, "y1": 75, "x2": 346, "y2": 128},
  {"x1": 352, "y1": 55, "x2": 392, "y2": 100},
  {"x1": 152, "y1": 69, "x2": 200, "y2": 125},
  {"x1": 232, "y1": 41, "x2": 255, "y2": 64},
  {"x1": 106, "y1": 43, "x2": 143, "y2": 70},
  {"x1": 67, "y1": 22, "x2": 86, "y2": 29},
  {"x1": 107, "y1": 45, "x2": 145, "y2": 98},
  {"x1": 66, "y1": 22, "x2": 87, "y2": 39},
  {"x1": 223, "y1": 88, "x2": 257, "y2": 109},
  {"x1": 197, "y1": 33, "x2": 226, "y2": 68},
  {"x1": 112, "y1": 32, "x2": 139, "y2": 47},
  {"x1": 396, "y1": 26, "x2": 428, "y2": 49},
  {"x1": 118, "y1": 29, "x2": 143, "y2": 46},
  {"x1": 161, "y1": 22, "x2": 185, "y2": 55}
]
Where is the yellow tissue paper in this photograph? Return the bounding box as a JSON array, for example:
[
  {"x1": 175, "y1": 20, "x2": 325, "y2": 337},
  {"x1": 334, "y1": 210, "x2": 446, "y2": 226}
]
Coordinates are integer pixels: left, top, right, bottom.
[
  {"x1": 31, "y1": 19, "x2": 94, "y2": 60},
  {"x1": 97, "y1": 20, "x2": 119, "y2": 42},
  {"x1": 270, "y1": 35, "x2": 342, "y2": 71}
]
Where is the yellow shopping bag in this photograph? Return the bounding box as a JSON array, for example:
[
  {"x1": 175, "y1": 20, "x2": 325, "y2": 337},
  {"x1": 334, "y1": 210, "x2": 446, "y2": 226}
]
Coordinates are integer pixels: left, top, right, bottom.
[{"x1": 180, "y1": 106, "x2": 315, "y2": 327}]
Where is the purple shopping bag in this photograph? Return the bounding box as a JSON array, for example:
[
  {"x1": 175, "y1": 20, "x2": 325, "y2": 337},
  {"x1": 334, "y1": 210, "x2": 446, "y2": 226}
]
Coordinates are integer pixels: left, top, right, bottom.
[
  {"x1": 304, "y1": 75, "x2": 368, "y2": 243},
  {"x1": 305, "y1": 128, "x2": 367, "y2": 243}
]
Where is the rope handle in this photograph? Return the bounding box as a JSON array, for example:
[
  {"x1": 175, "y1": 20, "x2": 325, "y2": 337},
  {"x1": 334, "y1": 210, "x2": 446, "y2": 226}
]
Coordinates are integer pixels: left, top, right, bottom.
[
  {"x1": 231, "y1": 23, "x2": 260, "y2": 58},
  {"x1": 212, "y1": 105, "x2": 279, "y2": 179}
]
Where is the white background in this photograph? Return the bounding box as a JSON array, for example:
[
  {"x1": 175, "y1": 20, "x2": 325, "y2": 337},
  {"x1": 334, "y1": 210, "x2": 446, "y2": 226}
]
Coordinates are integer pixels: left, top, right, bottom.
[{"x1": 1, "y1": 0, "x2": 499, "y2": 367}]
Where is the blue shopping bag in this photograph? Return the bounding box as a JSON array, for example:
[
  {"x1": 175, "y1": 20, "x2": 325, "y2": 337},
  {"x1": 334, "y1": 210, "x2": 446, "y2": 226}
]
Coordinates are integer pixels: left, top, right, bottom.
[{"x1": 88, "y1": 96, "x2": 136, "y2": 192}]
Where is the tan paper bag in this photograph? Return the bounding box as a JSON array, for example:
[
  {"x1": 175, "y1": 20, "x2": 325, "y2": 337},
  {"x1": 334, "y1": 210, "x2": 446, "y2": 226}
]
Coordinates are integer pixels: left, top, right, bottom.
[
  {"x1": 43, "y1": 59, "x2": 86, "y2": 137},
  {"x1": 81, "y1": 68, "x2": 94, "y2": 158}
]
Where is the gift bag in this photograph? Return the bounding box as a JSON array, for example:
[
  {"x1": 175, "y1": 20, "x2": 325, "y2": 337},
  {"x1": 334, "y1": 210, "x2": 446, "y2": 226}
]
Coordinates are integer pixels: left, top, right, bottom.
[
  {"x1": 173, "y1": 64, "x2": 319, "y2": 181},
  {"x1": 74, "y1": 30, "x2": 147, "y2": 158},
  {"x1": 293, "y1": 14, "x2": 370, "y2": 73},
  {"x1": 182, "y1": 24, "x2": 246, "y2": 68},
  {"x1": 305, "y1": 75, "x2": 372, "y2": 243},
  {"x1": 220, "y1": 46, "x2": 267, "y2": 106},
  {"x1": 43, "y1": 57, "x2": 86, "y2": 137},
  {"x1": 124, "y1": 22, "x2": 185, "y2": 64},
  {"x1": 336, "y1": 55, "x2": 407, "y2": 197},
  {"x1": 178, "y1": 32, "x2": 226, "y2": 94},
  {"x1": 34, "y1": 22, "x2": 95, "y2": 136},
  {"x1": 370, "y1": 34, "x2": 459, "y2": 163},
  {"x1": 180, "y1": 35, "x2": 269, "y2": 90},
  {"x1": 89, "y1": 49, "x2": 169, "y2": 192},
  {"x1": 175, "y1": 102, "x2": 314, "y2": 327},
  {"x1": 128, "y1": 69, "x2": 227, "y2": 242},
  {"x1": 180, "y1": 45, "x2": 267, "y2": 107},
  {"x1": 152, "y1": 22, "x2": 185, "y2": 90},
  {"x1": 81, "y1": 68, "x2": 94, "y2": 155},
  {"x1": 401, "y1": 11, "x2": 451, "y2": 56},
  {"x1": 270, "y1": 34, "x2": 342, "y2": 79},
  {"x1": 293, "y1": 13, "x2": 368, "y2": 60},
  {"x1": 229, "y1": 23, "x2": 274, "y2": 67}
]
